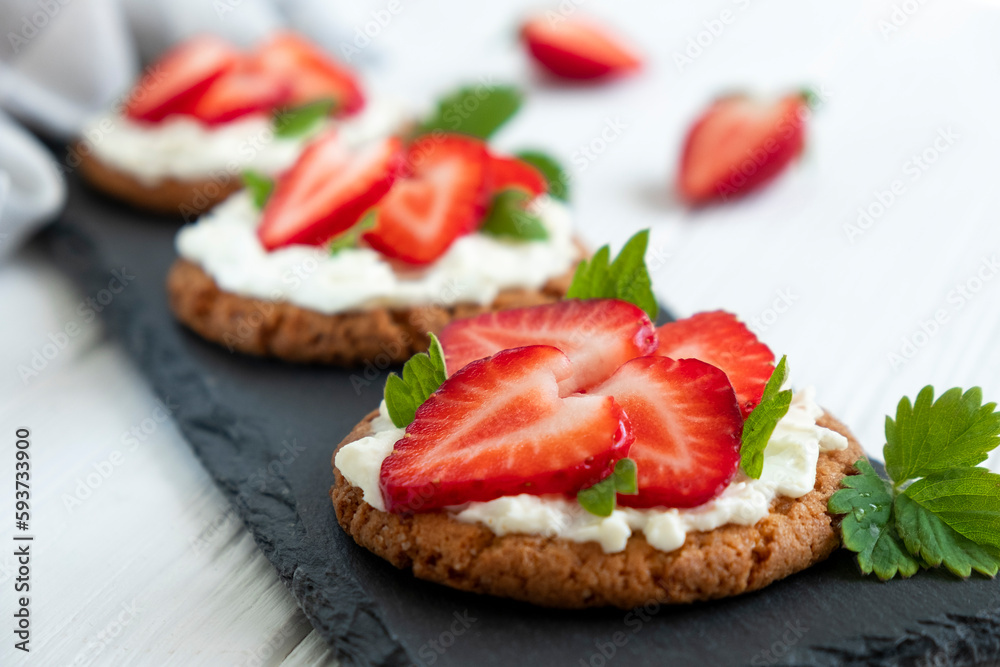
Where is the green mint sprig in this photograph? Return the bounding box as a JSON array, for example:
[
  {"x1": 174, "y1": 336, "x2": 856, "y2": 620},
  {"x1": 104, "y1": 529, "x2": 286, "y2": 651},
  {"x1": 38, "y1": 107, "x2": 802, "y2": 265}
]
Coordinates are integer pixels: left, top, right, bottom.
[
  {"x1": 577, "y1": 458, "x2": 638, "y2": 517},
  {"x1": 415, "y1": 84, "x2": 522, "y2": 140},
  {"x1": 829, "y1": 386, "x2": 1000, "y2": 580},
  {"x1": 384, "y1": 334, "x2": 447, "y2": 428},
  {"x1": 479, "y1": 189, "x2": 549, "y2": 241},
  {"x1": 566, "y1": 229, "x2": 658, "y2": 321},
  {"x1": 739, "y1": 355, "x2": 792, "y2": 479}
]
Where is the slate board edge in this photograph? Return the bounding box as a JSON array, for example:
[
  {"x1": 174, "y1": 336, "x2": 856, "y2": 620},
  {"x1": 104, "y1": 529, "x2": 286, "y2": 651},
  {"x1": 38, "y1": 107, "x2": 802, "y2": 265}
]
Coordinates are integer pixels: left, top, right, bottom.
[
  {"x1": 42, "y1": 220, "x2": 411, "y2": 667},
  {"x1": 39, "y1": 219, "x2": 1000, "y2": 667}
]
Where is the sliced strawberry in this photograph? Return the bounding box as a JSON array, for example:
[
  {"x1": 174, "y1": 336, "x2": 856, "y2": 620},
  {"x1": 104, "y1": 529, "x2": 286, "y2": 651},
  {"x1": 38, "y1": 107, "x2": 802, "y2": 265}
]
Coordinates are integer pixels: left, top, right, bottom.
[
  {"x1": 488, "y1": 154, "x2": 547, "y2": 197},
  {"x1": 253, "y1": 32, "x2": 365, "y2": 115},
  {"x1": 592, "y1": 357, "x2": 742, "y2": 509},
  {"x1": 188, "y1": 65, "x2": 290, "y2": 125},
  {"x1": 379, "y1": 345, "x2": 634, "y2": 513},
  {"x1": 258, "y1": 131, "x2": 402, "y2": 250},
  {"x1": 521, "y1": 15, "x2": 641, "y2": 81},
  {"x1": 439, "y1": 299, "x2": 657, "y2": 394},
  {"x1": 125, "y1": 35, "x2": 240, "y2": 122},
  {"x1": 678, "y1": 93, "x2": 808, "y2": 205},
  {"x1": 363, "y1": 134, "x2": 489, "y2": 265},
  {"x1": 655, "y1": 311, "x2": 775, "y2": 418}
]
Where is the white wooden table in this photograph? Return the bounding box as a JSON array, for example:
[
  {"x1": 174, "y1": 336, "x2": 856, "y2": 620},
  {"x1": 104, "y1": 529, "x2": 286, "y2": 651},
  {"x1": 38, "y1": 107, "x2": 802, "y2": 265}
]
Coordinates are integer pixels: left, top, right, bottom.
[{"x1": 4, "y1": 0, "x2": 1000, "y2": 664}]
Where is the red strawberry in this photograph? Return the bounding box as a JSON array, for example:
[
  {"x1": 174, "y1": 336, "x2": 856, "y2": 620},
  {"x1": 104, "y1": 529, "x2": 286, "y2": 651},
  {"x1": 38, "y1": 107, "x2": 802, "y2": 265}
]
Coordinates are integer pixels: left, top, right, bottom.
[
  {"x1": 363, "y1": 134, "x2": 489, "y2": 265},
  {"x1": 253, "y1": 32, "x2": 365, "y2": 115},
  {"x1": 379, "y1": 345, "x2": 634, "y2": 513},
  {"x1": 591, "y1": 357, "x2": 742, "y2": 509},
  {"x1": 258, "y1": 132, "x2": 402, "y2": 250},
  {"x1": 439, "y1": 299, "x2": 657, "y2": 394},
  {"x1": 521, "y1": 16, "x2": 641, "y2": 81},
  {"x1": 125, "y1": 36, "x2": 240, "y2": 122},
  {"x1": 655, "y1": 311, "x2": 775, "y2": 418},
  {"x1": 189, "y1": 65, "x2": 290, "y2": 125},
  {"x1": 488, "y1": 154, "x2": 547, "y2": 197},
  {"x1": 677, "y1": 93, "x2": 808, "y2": 205}
]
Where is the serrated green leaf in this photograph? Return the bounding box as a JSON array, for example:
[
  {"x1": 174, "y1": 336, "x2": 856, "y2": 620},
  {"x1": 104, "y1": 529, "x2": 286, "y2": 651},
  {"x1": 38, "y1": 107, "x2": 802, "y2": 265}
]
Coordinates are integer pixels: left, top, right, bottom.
[
  {"x1": 514, "y1": 150, "x2": 570, "y2": 201},
  {"x1": 828, "y1": 459, "x2": 920, "y2": 580},
  {"x1": 894, "y1": 492, "x2": 1000, "y2": 578},
  {"x1": 416, "y1": 84, "x2": 522, "y2": 140},
  {"x1": 884, "y1": 386, "x2": 1000, "y2": 483},
  {"x1": 739, "y1": 356, "x2": 792, "y2": 479},
  {"x1": 566, "y1": 230, "x2": 658, "y2": 320},
  {"x1": 242, "y1": 170, "x2": 274, "y2": 210},
  {"x1": 384, "y1": 334, "x2": 448, "y2": 428},
  {"x1": 273, "y1": 99, "x2": 335, "y2": 139},
  {"x1": 577, "y1": 458, "x2": 637, "y2": 516},
  {"x1": 901, "y1": 467, "x2": 1000, "y2": 550},
  {"x1": 479, "y1": 189, "x2": 549, "y2": 241},
  {"x1": 330, "y1": 210, "x2": 377, "y2": 255}
]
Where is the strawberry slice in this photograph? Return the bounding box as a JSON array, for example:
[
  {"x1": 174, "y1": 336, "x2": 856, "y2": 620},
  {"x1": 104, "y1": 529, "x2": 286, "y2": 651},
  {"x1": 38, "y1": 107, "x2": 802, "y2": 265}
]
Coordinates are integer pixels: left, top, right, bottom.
[
  {"x1": 379, "y1": 345, "x2": 634, "y2": 513},
  {"x1": 125, "y1": 35, "x2": 240, "y2": 122},
  {"x1": 439, "y1": 299, "x2": 657, "y2": 394},
  {"x1": 655, "y1": 311, "x2": 775, "y2": 418},
  {"x1": 363, "y1": 134, "x2": 489, "y2": 265},
  {"x1": 591, "y1": 357, "x2": 743, "y2": 509},
  {"x1": 521, "y1": 16, "x2": 641, "y2": 81},
  {"x1": 488, "y1": 154, "x2": 547, "y2": 197},
  {"x1": 253, "y1": 32, "x2": 365, "y2": 115},
  {"x1": 189, "y1": 65, "x2": 290, "y2": 125},
  {"x1": 258, "y1": 131, "x2": 402, "y2": 250},
  {"x1": 677, "y1": 93, "x2": 808, "y2": 205}
]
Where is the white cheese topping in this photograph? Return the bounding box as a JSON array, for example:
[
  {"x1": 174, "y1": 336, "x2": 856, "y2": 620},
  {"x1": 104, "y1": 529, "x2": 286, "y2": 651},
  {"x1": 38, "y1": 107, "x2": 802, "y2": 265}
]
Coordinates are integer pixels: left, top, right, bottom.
[
  {"x1": 335, "y1": 387, "x2": 848, "y2": 553},
  {"x1": 175, "y1": 192, "x2": 578, "y2": 314}
]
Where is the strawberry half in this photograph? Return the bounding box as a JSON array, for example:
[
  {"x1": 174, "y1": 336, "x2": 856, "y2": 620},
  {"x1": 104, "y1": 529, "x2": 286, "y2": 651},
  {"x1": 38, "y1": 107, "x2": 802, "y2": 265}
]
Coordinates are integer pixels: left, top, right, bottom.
[
  {"x1": 677, "y1": 93, "x2": 808, "y2": 205},
  {"x1": 488, "y1": 154, "x2": 547, "y2": 197},
  {"x1": 258, "y1": 131, "x2": 402, "y2": 250},
  {"x1": 521, "y1": 15, "x2": 641, "y2": 81},
  {"x1": 253, "y1": 32, "x2": 365, "y2": 115},
  {"x1": 654, "y1": 311, "x2": 775, "y2": 418},
  {"x1": 439, "y1": 299, "x2": 657, "y2": 394},
  {"x1": 363, "y1": 134, "x2": 489, "y2": 265},
  {"x1": 125, "y1": 35, "x2": 240, "y2": 122},
  {"x1": 189, "y1": 65, "x2": 290, "y2": 125},
  {"x1": 379, "y1": 345, "x2": 634, "y2": 513},
  {"x1": 592, "y1": 357, "x2": 743, "y2": 509}
]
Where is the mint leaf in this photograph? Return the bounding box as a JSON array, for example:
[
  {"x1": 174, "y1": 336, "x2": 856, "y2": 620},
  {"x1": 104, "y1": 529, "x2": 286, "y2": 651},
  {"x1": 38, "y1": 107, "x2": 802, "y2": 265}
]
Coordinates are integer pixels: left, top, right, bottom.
[
  {"x1": 384, "y1": 334, "x2": 447, "y2": 428},
  {"x1": 900, "y1": 467, "x2": 1000, "y2": 550},
  {"x1": 578, "y1": 458, "x2": 637, "y2": 517},
  {"x1": 515, "y1": 150, "x2": 570, "y2": 201},
  {"x1": 330, "y1": 210, "x2": 377, "y2": 255},
  {"x1": 242, "y1": 170, "x2": 273, "y2": 210},
  {"x1": 480, "y1": 189, "x2": 548, "y2": 241},
  {"x1": 416, "y1": 85, "x2": 522, "y2": 139},
  {"x1": 895, "y1": 492, "x2": 1000, "y2": 578},
  {"x1": 273, "y1": 99, "x2": 335, "y2": 139},
  {"x1": 884, "y1": 386, "x2": 1000, "y2": 483},
  {"x1": 566, "y1": 229, "x2": 658, "y2": 320},
  {"x1": 828, "y1": 460, "x2": 920, "y2": 580},
  {"x1": 740, "y1": 355, "x2": 792, "y2": 479}
]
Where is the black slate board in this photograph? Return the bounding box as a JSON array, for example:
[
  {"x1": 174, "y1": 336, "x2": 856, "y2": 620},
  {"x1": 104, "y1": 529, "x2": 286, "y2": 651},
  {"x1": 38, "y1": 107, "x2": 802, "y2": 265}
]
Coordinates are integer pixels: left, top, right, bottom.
[{"x1": 41, "y1": 173, "x2": 1000, "y2": 667}]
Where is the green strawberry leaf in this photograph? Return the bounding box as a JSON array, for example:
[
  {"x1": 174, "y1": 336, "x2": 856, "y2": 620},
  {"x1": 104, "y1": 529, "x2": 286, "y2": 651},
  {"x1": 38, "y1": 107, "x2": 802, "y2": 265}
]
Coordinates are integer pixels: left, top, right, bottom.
[
  {"x1": 273, "y1": 99, "x2": 335, "y2": 139},
  {"x1": 242, "y1": 170, "x2": 274, "y2": 210},
  {"x1": 828, "y1": 459, "x2": 920, "y2": 580},
  {"x1": 330, "y1": 210, "x2": 377, "y2": 255},
  {"x1": 899, "y1": 466, "x2": 1000, "y2": 550},
  {"x1": 566, "y1": 229, "x2": 658, "y2": 321},
  {"x1": 884, "y1": 386, "x2": 1000, "y2": 483},
  {"x1": 578, "y1": 458, "x2": 638, "y2": 517},
  {"x1": 514, "y1": 150, "x2": 570, "y2": 201},
  {"x1": 740, "y1": 355, "x2": 792, "y2": 479},
  {"x1": 384, "y1": 334, "x2": 448, "y2": 428},
  {"x1": 416, "y1": 84, "x2": 523, "y2": 140},
  {"x1": 479, "y1": 189, "x2": 549, "y2": 241}
]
